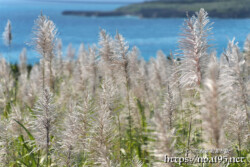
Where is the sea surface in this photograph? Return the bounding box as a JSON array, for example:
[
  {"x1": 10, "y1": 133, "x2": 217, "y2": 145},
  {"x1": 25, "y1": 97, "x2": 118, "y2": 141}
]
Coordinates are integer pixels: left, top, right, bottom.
[{"x1": 0, "y1": 0, "x2": 250, "y2": 63}]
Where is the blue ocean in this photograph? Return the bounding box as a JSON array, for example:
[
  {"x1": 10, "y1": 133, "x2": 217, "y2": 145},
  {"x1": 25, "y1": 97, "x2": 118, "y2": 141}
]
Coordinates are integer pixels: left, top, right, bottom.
[{"x1": 0, "y1": 0, "x2": 250, "y2": 63}]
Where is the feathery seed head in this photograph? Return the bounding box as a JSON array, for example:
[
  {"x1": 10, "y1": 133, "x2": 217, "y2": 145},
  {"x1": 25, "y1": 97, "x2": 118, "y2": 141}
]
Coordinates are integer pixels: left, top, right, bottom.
[
  {"x1": 178, "y1": 8, "x2": 213, "y2": 89},
  {"x1": 32, "y1": 87, "x2": 56, "y2": 149},
  {"x1": 201, "y1": 54, "x2": 225, "y2": 148},
  {"x1": 33, "y1": 14, "x2": 57, "y2": 60},
  {"x1": 19, "y1": 48, "x2": 27, "y2": 74},
  {"x1": 99, "y1": 29, "x2": 116, "y2": 64},
  {"x1": 2, "y1": 20, "x2": 12, "y2": 47},
  {"x1": 115, "y1": 32, "x2": 129, "y2": 62}
]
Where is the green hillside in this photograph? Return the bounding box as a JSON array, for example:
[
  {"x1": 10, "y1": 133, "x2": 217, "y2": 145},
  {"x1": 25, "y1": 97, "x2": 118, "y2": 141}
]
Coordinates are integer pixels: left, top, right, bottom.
[{"x1": 116, "y1": 0, "x2": 250, "y2": 18}]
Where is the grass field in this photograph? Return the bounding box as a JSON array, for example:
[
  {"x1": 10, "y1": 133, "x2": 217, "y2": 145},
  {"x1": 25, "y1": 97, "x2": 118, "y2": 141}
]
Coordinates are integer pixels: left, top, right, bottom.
[{"x1": 0, "y1": 8, "x2": 249, "y2": 167}]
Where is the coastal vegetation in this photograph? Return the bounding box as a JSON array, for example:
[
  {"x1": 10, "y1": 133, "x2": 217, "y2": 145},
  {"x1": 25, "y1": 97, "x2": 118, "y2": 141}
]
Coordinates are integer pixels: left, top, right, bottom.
[
  {"x1": 116, "y1": 0, "x2": 250, "y2": 18},
  {"x1": 0, "y1": 8, "x2": 250, "y2": 166},
  {"x1": 63, "y1": 0, "x2": 250, "y2": 18}
]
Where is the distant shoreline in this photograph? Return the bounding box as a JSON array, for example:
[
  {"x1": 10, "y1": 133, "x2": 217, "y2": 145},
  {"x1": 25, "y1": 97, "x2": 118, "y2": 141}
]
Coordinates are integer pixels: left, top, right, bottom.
[
  {"x1": 62, "y1": 10, "x2": 250, "y2": 18},
  {"x1": 18, "y1": 0, "x2": 135, "y2": 4},
  {"x1": 49, "y1": 1, "x2": 133, "y2": 4},
  {"x1": 62, "y1": 0, "x2": 250, "y2": 18}
]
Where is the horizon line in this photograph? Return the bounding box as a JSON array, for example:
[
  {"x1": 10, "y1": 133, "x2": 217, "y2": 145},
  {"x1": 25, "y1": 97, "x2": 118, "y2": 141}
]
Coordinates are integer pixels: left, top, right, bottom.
[{"x1": 1, "y1": 0, "x2": 145, "y2": 4}]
